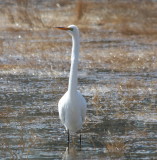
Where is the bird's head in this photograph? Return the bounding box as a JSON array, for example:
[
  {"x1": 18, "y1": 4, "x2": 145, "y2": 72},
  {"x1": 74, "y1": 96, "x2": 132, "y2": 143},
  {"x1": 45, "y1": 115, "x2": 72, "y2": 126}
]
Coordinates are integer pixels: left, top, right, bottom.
[{"x1": 55, "y1": 25, "x2": 79, "y2": 37}]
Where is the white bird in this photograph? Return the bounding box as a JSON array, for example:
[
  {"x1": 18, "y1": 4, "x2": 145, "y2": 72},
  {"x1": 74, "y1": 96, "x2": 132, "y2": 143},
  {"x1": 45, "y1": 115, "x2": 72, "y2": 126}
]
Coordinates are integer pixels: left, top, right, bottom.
[{"x1": 56, "y1": 25, "x2": 87, "y2": 146}]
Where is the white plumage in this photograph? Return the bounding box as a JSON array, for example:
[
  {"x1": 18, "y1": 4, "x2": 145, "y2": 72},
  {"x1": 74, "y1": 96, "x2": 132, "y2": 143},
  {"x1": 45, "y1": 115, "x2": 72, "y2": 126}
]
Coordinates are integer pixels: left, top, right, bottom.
[
  {"x1": 57, "y1": 25, "x2": 87, "y2": 134},
  {"x1": 58, "y1": 90, "x2": 86, "y2": 132}
]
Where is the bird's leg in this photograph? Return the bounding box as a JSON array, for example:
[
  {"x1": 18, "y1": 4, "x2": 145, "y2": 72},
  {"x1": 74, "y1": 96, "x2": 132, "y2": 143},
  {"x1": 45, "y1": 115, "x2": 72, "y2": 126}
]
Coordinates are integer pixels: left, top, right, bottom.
[
  {"x1": 68, "y1": 129, "x2": 70, "y2": 143},
  {"x1": 68, "y1": 129, "x2": 70, "y2": 148},
  {"x1": 80, "y1": 132, "x2": 81, "y2": 149}
]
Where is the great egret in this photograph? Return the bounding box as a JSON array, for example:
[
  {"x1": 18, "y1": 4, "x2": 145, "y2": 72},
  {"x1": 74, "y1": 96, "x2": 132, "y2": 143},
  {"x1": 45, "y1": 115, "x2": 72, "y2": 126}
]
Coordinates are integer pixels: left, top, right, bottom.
[{"x1": 56, "y1": 25, "x2": 87, "y2": 146}]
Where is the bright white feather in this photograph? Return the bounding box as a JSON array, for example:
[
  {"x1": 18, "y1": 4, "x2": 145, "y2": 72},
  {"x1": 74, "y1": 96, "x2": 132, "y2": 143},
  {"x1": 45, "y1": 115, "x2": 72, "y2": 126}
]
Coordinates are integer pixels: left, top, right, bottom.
[
  {"x1": 58, "y1": 90, "x2": 86, "y2": 132},
  {"x1": 57, "y1": 25, "x2": 87, "y2": 133}
]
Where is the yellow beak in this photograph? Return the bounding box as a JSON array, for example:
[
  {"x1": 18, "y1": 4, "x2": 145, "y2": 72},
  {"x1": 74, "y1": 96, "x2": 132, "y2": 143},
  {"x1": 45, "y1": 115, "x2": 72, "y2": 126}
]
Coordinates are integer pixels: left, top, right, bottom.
[{"x1": 55, "y1": 27, "x2": 71, "y2": 31}]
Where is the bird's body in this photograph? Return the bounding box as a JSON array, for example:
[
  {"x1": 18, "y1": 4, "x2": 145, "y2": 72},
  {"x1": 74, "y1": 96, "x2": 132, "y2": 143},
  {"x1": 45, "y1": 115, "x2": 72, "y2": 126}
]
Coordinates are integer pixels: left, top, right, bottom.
[
  {"x1": 57, "y1": 25, "x2": 87, "y2": 135},
  {"x1": 58, "y1": 90, "x2": 86, "y2": 132}
]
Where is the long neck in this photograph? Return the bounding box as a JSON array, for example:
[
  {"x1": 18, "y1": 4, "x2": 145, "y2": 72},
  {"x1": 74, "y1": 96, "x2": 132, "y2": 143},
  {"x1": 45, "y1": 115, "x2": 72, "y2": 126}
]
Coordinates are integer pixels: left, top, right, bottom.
[{"x1": 68, "y1": 33, "x2": 80, "y2": 95}]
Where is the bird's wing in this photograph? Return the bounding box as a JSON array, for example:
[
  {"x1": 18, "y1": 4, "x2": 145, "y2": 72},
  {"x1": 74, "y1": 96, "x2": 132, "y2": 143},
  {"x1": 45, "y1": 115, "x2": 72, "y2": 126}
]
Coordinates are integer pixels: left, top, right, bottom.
[
  {"x1": 58, "y1": 100, "x2": 66, "y2": 124},
  {"x1": 77, "y1": 91, "x2": 87, "y2": 123}
]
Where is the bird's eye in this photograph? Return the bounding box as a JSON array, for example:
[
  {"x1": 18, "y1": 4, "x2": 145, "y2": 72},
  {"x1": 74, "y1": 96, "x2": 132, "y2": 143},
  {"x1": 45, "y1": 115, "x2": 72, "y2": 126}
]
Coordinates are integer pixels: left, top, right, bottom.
[{"x1": 69, "y1": 28, "x2": 73, "y2": 31}]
